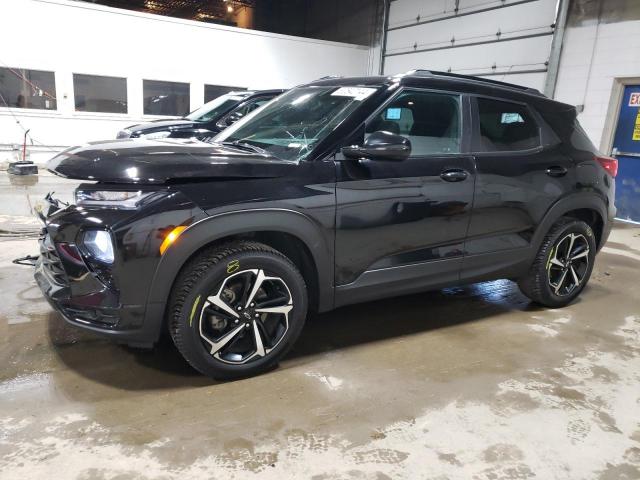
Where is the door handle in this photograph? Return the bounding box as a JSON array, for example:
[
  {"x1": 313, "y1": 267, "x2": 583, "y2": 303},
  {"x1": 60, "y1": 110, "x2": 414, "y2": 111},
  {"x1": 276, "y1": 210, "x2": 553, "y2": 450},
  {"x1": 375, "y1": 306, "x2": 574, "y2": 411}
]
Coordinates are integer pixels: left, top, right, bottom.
[
  {"x1": 440, "y1": 168, "x2": 469, "y2": 182},
  {"x1": 545, "y1": 166, "x2": 568, "y2": 177}
]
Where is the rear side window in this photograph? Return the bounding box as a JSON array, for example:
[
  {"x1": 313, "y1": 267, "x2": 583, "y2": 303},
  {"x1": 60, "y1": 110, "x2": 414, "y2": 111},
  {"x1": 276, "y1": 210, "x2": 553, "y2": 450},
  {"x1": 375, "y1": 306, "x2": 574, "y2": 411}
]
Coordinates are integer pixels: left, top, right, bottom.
[
  {"x1": 475, "y1": 98, "x2": 540, "y2": 152},
  {"x1": 366, "y1": 90, "x2": 461, "y2": 155}
]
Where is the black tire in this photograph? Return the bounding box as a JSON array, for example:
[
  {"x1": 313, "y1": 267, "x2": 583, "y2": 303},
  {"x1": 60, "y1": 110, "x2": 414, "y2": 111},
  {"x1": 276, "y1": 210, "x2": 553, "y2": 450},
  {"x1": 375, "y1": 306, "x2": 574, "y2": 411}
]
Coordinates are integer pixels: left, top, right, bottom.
[
  {"x1": 518, "y1": 217, "x2": 596, "y2": 308},
  {"x1": 169, "y1": 241, "x2": 308, "y2": 380}
]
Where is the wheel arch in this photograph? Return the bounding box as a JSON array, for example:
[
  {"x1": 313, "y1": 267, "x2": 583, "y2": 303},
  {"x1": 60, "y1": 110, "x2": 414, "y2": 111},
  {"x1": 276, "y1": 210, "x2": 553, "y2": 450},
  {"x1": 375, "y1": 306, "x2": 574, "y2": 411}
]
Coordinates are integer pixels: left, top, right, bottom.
[
  {"x1": 532, "y1": 193, "x2": 608, "y2": 254},
  {"x1": 144, "y1": 209, "x2": 333, "y2": 341}
]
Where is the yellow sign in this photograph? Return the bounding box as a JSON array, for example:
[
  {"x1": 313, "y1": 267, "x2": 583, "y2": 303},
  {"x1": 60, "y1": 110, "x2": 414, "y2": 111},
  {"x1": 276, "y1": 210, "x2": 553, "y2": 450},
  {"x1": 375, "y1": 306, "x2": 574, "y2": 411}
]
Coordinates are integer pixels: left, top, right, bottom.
[{"x1": 634, "y1": 110, "x2": 640, "y2": 141}]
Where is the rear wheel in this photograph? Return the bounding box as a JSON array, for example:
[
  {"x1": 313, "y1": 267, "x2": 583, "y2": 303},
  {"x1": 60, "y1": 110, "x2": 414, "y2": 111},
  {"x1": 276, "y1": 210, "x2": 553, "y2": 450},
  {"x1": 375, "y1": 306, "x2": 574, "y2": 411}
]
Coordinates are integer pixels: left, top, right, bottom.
[
  {"x1": 518, "y1": 217, "x2": 596, "y2": 308},
  {"x1": 169, "y1": 241, "x2": 307, "y2": 379}
]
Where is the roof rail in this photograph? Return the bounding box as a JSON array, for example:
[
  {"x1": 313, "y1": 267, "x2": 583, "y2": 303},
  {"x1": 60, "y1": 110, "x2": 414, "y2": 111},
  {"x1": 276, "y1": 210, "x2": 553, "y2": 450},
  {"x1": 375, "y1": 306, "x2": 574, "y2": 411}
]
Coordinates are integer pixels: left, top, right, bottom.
[{"x1": 406, "y1": 69, "x2": 544, "y2": 96}]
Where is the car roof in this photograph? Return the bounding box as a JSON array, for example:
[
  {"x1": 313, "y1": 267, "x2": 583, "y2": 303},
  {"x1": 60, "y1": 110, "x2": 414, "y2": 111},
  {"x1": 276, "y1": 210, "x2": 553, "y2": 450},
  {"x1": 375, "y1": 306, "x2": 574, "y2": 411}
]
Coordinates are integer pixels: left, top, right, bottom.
[{"x1": 305, "y1": 70, "x2": 574, "y2": 110}]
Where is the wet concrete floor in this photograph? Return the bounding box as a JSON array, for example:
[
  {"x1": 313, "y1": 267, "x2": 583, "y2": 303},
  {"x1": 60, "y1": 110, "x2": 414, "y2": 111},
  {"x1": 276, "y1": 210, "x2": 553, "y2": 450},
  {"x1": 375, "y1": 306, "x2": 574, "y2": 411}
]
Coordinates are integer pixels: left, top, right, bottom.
[{"x1": 0, "y1": 174, "x2": 639, "y2": 479}]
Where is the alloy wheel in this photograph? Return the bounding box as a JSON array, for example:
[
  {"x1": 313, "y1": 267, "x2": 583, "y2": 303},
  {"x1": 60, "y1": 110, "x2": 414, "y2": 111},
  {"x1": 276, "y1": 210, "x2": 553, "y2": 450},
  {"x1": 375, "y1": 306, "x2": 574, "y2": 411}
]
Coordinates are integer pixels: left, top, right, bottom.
[
  {"x1": 198, "y1": 269, "x2": 293, "y2": 364},
  {"x1": 547, "y1": 233, "x2": 590, "y2": 297}
]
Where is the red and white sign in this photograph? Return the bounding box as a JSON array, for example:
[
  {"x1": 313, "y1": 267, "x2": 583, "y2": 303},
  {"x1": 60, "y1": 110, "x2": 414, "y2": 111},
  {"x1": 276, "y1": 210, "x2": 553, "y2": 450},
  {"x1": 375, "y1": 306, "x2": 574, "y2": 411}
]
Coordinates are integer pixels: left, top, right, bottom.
[{"x1": 630, "y1": 92, "x2": 640, "y2": 107}]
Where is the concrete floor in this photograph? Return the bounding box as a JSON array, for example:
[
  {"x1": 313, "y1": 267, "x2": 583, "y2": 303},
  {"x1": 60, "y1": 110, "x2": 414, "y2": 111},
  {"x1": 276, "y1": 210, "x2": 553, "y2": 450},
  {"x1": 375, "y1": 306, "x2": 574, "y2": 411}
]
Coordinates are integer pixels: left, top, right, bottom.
[{"x1": 0, "y1": 172, "x2": 639, "y2": 479}]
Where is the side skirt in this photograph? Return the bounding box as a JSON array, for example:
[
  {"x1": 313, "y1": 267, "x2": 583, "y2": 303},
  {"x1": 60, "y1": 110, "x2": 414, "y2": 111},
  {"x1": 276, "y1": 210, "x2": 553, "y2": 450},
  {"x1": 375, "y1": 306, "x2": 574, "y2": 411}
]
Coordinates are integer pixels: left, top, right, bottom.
[
  {"x1": 334, "y1": 257, "x2": 462, "y2": 308},
  {"x1": 333, "y1": 247, "x2": 534, "y2": 309},
  {"x1": 459, "y1": 247, "x2": 534, "y2": 285}
]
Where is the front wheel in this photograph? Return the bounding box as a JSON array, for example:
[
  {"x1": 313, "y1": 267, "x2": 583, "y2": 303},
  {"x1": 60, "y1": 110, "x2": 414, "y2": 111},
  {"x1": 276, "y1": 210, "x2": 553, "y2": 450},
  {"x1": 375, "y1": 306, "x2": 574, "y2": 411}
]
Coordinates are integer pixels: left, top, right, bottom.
[
  {"x1": 518, "y1": 217, "x2": 596, "y2": 308},
  {"x1": 169, "y1": 241, "x2": 308, "y2": 379}
]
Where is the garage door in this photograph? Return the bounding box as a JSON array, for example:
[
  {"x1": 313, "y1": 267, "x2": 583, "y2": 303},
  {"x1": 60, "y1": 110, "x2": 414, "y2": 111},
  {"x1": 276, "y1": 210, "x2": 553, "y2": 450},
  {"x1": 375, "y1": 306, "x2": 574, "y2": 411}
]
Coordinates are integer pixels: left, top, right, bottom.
[{"x1": 382, "y1": 0, "x2": 559, "y2": 91}]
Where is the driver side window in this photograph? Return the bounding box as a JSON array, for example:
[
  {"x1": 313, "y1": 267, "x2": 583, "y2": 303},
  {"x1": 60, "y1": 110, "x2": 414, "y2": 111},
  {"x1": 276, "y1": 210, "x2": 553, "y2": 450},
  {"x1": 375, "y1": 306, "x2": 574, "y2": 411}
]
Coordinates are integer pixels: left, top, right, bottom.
[{"x1": 366, "y1": 91, "x2": 461, "y2": 156}]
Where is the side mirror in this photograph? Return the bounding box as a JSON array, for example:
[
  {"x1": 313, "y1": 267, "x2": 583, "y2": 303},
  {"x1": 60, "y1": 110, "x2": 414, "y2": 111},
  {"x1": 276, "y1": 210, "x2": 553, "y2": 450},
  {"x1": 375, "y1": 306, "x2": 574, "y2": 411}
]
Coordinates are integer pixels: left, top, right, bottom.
[{"x1": 341, "y1": 130, "x2": 411, "y2": 162}]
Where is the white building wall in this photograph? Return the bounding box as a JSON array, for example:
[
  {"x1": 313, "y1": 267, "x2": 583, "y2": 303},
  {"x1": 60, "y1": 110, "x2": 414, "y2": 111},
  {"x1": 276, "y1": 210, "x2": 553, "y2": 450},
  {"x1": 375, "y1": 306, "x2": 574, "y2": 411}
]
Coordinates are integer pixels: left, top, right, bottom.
[
  {"x1": 0, "y1": 0, "x2": 370, "y2": 163},
  {"x1": 554, "y1": 18, "x2": 640, "y2": 150}
]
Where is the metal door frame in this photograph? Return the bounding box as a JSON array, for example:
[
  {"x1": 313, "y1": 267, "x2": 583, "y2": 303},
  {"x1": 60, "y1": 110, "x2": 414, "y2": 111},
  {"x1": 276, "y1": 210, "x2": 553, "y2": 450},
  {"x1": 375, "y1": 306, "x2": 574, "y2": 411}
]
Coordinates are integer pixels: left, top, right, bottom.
[{"x1": 600, "y1": 76, "x2": 640, "y2": 155}]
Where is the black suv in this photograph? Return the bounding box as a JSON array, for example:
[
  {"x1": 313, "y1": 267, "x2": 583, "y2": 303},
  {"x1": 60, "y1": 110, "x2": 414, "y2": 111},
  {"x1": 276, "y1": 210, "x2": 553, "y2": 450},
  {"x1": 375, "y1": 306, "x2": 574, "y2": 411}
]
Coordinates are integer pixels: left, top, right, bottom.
[
  {"x1": 37, "y1": 70, "x2": 617, "y2": 379},
  {"x1": 116, "y1": 89, "x2": 284, "y2": 140}
]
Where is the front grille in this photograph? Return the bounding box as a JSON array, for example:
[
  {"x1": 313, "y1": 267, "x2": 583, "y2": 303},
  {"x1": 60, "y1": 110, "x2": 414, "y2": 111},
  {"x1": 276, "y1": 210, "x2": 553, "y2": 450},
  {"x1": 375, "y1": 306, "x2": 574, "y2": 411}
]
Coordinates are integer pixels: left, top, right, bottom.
[{"x1": 40, "y1": 234, "x2": 68, "y2": 286}]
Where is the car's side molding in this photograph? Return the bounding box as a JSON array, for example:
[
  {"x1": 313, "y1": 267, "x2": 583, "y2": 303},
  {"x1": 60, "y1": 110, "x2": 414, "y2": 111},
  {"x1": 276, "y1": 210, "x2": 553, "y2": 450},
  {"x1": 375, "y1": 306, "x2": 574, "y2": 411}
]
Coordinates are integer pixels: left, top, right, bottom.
[{"x1": 144, "y1": 208, "x2": 334, "y2": 336}]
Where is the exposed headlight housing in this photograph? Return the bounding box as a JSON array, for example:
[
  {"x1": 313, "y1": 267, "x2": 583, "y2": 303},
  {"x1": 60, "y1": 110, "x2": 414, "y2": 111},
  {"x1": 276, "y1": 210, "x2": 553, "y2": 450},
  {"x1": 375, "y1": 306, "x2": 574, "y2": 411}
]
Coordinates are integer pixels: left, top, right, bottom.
[
  {"x1": 75, "y1": 190, "x2": 159, "y2": 209},
  {"x1": 82, "y1": 230, "x2": 114, "y2": 264},
  {"x1": 140, "y1": 131, "x2": 171, "y2": 140}
]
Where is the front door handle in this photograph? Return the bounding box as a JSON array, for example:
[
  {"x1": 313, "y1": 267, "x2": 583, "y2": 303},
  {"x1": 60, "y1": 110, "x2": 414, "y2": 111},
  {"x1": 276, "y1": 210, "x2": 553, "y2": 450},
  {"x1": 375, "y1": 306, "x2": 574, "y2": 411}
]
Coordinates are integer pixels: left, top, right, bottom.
[
  {"x1": 546, "y1": 166, "x2": 568, "y2": 177},
  {"x1": 440, "y1": 168, "x2": 469, "y2": 182}
]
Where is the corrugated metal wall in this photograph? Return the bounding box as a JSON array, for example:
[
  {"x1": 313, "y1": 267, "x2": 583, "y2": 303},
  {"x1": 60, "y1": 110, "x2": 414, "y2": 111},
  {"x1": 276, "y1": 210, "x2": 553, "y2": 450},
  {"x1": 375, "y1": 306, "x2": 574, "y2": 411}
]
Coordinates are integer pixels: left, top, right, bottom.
[{"x1": 382, "y1": 0, "x2": 559, "y2": 91}]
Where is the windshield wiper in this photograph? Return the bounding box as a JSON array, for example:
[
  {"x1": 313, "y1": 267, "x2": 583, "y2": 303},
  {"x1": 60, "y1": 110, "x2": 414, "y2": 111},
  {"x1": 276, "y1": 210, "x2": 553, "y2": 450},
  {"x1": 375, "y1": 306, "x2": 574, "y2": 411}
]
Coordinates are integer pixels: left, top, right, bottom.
[{"x1": 221, "y1": 140, "x2": 269, "y2": 155}]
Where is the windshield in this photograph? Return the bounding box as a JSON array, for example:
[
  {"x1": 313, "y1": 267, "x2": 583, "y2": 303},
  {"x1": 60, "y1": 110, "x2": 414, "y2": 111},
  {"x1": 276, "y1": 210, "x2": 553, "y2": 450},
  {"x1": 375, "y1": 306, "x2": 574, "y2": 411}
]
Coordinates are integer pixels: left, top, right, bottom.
[
  {"x1": 213, "y1": 86, "x2": 378, "y2": 161},
  {"x1": 185, "y1": 93, "x2": 248, "y2": 122}
]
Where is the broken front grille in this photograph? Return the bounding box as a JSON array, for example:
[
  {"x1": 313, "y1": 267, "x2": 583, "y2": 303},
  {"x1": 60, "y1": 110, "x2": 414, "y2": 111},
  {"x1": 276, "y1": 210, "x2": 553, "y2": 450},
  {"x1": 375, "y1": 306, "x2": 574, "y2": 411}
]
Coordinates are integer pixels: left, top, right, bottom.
[{"x1": 40, "y1": 234, "x2": 68, "y2": 286}]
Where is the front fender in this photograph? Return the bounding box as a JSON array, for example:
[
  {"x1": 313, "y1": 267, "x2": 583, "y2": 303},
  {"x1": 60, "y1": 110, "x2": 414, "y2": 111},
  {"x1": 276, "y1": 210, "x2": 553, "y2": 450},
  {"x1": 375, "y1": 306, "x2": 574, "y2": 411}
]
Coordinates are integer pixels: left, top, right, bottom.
[{"x1": 144, "y1": 208, "x2": 334, "y2": 335}]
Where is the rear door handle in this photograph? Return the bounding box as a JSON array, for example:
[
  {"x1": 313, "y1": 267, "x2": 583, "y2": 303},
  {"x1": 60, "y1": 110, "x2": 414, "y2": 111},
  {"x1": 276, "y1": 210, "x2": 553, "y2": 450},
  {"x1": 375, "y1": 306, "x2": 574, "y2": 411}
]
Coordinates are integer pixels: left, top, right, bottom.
[
  {"x1": 545, "y1": 166, "x2": 568, "y2": 177},
  {"x1": 440, "y1": 168, "x2": 469, "y2": 182}
]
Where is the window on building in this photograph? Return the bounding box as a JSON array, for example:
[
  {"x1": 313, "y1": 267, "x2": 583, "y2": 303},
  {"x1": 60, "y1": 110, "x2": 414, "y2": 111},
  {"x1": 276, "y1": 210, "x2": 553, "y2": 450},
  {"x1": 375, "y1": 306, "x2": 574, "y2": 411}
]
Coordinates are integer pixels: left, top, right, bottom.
[
  {"x1": 143, "y1": 80, "x2": 190, "y2": 116},
  {"x1": 205, "y1": 84, "x2": 245, "y2": 103},
  {"x1": 73, "y1": 74, "x2": 127, "y2": 113},
  {"x1": 475, "y1": 98, "x2": 540, "y2": 152},
  {"x1": 366, "y1": 90, "x2": 461, "y2": 156},
  {"x1": 0, "y1": 67, "x2": 56, "y2": 110}
]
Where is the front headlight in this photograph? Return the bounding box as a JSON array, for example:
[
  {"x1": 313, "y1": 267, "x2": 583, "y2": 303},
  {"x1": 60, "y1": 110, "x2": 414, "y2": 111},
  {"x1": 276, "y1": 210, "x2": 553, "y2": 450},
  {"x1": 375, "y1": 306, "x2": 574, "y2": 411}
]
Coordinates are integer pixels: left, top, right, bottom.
[
  {"x1": 75, "y1": 190, "x2": 159, "y2": 209},
  {"x1": 82, "y1": 230, "x2": 114, "y2": 264},
  {"x1": 140, "y1": 131, "x2": 171, "y2": 140}
]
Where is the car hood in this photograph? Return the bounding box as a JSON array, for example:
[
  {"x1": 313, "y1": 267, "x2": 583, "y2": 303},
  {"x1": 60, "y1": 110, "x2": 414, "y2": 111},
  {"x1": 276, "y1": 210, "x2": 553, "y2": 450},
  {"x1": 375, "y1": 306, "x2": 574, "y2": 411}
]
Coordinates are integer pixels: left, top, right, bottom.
[{"x1": 47, "y1": 138, "x2": 297, "y2": 184}]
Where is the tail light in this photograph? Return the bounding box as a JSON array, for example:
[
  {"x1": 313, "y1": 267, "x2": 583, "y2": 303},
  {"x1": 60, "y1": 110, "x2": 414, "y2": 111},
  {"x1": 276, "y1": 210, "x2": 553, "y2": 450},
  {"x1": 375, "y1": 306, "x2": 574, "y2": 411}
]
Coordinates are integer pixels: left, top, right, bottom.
[{"x1": 596, "y1": 155, "x2": 618, "y2": 177}]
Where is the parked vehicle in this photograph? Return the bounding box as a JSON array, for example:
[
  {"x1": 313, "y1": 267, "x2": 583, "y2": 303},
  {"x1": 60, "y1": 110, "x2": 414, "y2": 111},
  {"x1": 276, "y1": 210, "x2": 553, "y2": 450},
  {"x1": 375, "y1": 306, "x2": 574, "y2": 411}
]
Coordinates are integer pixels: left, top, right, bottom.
[
  {"x1": 116, "y1": 89, "x2": 284, "y2": 140},
  {"x1": 37, "y1": 70, "x2": 616, "y2": 379}
]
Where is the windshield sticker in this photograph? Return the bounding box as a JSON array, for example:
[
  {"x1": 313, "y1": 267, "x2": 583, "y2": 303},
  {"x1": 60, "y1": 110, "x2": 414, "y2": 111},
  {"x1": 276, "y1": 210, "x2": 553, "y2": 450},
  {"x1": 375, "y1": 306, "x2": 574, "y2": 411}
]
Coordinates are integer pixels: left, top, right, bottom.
[{"x1": 331, "y1": 87, "x2": 376, "y2": 101}]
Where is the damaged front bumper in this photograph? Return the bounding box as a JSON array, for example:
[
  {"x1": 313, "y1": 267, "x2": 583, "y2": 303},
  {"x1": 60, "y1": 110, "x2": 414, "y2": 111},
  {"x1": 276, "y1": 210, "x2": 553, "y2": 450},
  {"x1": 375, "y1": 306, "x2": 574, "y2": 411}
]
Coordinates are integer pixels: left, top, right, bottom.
[
  {"x1": 34, "y1": 226, "x2": 155, "y2": 346},
  {"x1": 30, "y1": 194, "x2": 159, "y2": 347}
]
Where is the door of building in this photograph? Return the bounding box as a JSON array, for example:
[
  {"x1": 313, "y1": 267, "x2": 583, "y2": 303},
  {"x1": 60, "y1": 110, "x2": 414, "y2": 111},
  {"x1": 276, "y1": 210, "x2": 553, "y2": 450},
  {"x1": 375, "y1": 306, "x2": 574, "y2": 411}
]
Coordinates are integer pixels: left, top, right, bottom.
[{"x1": 612, "y1": 84, "x2": 640, "y2": 222}]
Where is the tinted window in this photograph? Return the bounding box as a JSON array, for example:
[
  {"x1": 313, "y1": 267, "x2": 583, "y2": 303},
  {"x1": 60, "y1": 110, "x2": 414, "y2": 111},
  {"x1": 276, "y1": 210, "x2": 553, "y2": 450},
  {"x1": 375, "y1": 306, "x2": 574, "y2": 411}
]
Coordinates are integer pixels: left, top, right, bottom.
[
  {"x1": 0, "y1": 67, "x2": 56, "y2": 110},
  {"x1": 143, "y1": 80, "x2": 189, "y2": 116},
  {"x1": 74, "y1": 74, "x2": 127, "y2": 113},
  {"x1": 366, "y1": 91, "x2": 461, "y2": 155},
  {"x1": 476, "y1": 98, "x2": 540, "y2": 151},
  {"x1": 205, "y1": 84, "x2": 245, "y2": 103}
]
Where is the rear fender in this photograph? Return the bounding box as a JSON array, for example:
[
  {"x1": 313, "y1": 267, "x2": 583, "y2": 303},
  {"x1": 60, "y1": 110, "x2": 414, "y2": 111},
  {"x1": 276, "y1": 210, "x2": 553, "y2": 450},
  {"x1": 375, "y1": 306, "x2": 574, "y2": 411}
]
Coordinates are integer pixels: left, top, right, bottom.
[{"x1": 531, "y1": 192, "x2": 609, "y2": 255}]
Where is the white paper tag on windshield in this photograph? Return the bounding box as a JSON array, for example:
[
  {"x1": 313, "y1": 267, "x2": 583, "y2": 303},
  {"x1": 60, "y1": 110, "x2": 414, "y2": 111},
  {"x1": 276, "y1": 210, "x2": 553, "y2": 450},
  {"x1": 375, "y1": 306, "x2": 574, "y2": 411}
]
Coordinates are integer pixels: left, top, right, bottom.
[{"x1": 331, "y1": 87, "x2": 376, "y2": 101}]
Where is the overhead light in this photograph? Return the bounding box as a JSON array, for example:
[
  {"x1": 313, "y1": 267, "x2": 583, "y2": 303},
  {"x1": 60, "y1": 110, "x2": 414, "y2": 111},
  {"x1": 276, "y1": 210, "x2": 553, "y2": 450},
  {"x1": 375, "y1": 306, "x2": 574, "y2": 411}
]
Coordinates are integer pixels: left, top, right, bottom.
[{"x1": 227, "y1": 5, "x2": 234, "y2": 12}]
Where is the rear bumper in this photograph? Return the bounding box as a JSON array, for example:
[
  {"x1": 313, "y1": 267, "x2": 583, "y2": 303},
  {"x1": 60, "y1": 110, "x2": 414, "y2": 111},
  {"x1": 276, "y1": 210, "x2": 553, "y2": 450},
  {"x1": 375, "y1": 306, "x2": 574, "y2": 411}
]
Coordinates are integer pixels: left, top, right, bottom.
[{"x1": 600, "y1": 217, "x2": 614, "y2": 251}]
